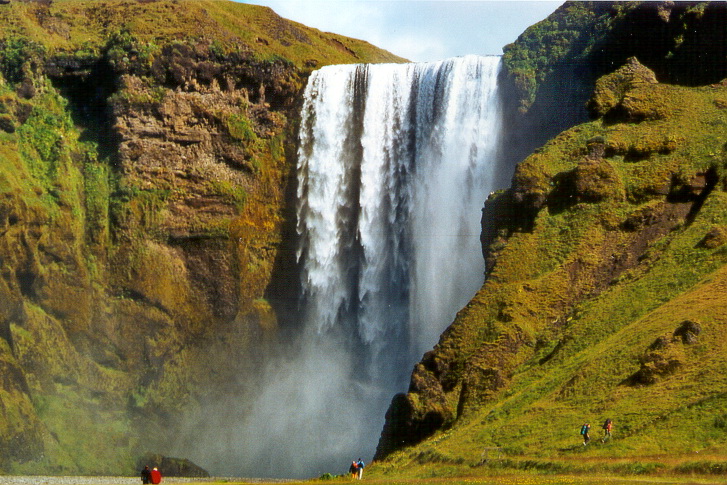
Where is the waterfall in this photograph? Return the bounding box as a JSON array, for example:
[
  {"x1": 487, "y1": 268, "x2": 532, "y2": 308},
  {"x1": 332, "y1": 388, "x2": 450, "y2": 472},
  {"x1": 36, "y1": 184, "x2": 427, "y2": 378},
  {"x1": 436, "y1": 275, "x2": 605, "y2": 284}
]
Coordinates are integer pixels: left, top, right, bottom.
[
  {"x1": 178, "y1": 55, "x2": 504, "y2": 479},
  {"x1": 290, "y1": 54, "x2": 502, "y2": 475},
  {"x1": 297, "y1": 55, "x2": 503, "y2": 377}
]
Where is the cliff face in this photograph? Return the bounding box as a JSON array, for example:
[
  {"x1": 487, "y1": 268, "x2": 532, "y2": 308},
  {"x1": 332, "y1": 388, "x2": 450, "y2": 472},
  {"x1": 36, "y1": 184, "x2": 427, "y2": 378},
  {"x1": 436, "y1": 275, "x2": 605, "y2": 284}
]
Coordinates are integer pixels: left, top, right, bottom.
[
  {"x1": 0, "y1": 0, "x2": 403, "y2": 475},
  {"x1": 376, "y1": 1, "x2": 727, "y2": 467}
]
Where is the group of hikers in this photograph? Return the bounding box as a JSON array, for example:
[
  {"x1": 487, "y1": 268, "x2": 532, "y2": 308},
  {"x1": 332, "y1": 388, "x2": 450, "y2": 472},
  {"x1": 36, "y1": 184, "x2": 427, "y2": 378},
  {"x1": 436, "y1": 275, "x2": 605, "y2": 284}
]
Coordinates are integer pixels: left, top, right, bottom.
[
  {"x1": 140, "y1": 465, "x2": 162, "y2": 484},
  {"x1": 580, "y1": 418, "x2": 613, "y2": 445},
  {"x1": 348, "y1": 458, "x2": 365, "y2": 479}
]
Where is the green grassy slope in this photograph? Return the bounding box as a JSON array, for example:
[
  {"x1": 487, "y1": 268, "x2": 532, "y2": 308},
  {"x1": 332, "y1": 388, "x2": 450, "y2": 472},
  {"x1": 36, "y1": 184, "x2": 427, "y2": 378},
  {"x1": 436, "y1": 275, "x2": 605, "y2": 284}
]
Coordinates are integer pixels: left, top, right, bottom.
[
  {"x1": 374, "y1": 60, "x2": 727, "y2": 478},
  {"x1": 0, "y1": 0, "x2": 405, "y2": 68}
]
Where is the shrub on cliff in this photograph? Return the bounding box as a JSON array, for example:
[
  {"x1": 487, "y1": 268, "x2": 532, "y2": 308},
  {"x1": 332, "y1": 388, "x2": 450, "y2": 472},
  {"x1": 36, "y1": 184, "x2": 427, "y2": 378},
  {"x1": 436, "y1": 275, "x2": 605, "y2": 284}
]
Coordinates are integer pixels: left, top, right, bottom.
[{"x1": 0, "y1": 37, "x2": 45, "y2": 85}]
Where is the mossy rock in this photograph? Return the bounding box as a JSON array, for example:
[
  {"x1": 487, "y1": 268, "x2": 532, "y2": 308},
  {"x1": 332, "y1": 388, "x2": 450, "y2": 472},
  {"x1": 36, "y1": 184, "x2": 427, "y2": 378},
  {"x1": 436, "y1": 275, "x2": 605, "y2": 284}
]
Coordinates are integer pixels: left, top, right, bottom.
[
  {"x1": 112, "y1": 240, "x2": 203, "y2": 322},
  {"x1": 137, "y1": 452, "x2": 209, "y2": 477},
  {"x1": 699, "y1": 225, "x2": 727, "y2": 249},
  {"x1": 376, "y1": 392, "x2": 450, "y2": 460},
  {"x1": 0, "y1": 339, "x2": 45, "y2": 466},
  {"x1": 587, "y1": 57, "x2": 658, "y2": 120},
  {"x1": 10, "y1": 303, "x2": 84, "y2": 393},
  {"x1": 0, "y1": 113, "x2": 14, "y2": 132},
  {"x1": 511, "y1": 159, "x2": 552, "y2": 212},
  {"x1": 571, "y1": 158, "x2": 626, "y2": 203},
  {"x1": 457, "y1": 364, "x2": 506, "y2": 414},
  {"x1": 626, "y1": 325, "x2": 694, "y2": 386}
]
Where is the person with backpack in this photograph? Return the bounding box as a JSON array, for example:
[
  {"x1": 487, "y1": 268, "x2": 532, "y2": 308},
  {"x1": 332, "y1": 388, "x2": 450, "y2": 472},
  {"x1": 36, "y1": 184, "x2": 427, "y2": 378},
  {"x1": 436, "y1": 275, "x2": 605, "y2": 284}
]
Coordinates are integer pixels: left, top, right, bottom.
[
  {"x1": 580, "y1": 423, "x2": 591, "y2": 445},
  {"x1": 349, "y1": 461, "x2": 358, "y2": 479},
  {"x1": 356, "y1": 458, "x2": 365, "y2": 479},
  {"x1": 602, "y1": 419, "x2": 613, "y2": 442},
  {"x1": 140, "y1": 465, "x2": 151, "y2": 484}
]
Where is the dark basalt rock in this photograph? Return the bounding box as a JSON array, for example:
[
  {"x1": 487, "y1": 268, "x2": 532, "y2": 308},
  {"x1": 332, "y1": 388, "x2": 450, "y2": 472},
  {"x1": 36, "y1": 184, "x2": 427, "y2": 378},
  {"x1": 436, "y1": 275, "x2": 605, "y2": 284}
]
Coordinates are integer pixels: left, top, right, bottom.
[
  {"x1": 374, "y1": 393, "x2": 448, "y2": 461},
  {"x1": 673, "y1": 319, "x2": 702, "y2": 345},
  {"x1": 137, "y1": 453, "x2": 210, "y2": 477}
]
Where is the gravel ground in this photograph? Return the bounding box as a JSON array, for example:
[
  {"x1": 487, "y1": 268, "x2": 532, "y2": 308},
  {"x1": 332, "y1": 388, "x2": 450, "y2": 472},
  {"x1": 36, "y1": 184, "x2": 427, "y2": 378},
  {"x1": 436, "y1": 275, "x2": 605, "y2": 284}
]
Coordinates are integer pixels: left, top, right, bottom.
[{"x1": 0, "y1": 477, "x2": 287, "y2": 484}]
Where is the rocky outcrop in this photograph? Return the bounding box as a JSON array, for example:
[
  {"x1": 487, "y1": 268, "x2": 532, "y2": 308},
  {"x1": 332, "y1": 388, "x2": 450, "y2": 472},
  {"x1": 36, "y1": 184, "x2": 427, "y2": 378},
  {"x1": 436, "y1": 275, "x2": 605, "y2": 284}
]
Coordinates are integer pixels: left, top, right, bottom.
[
  {"x1": 587, "y1": 57, "x2": 659, "y2": 120},
  {"x1": 137, "y1": 453, "x2": 209, "y2": 478},
  {"x1": 625, "y1": 320, "x2": 702, "y2": 386},
  {"x1": 499, "y1": 1, "x2": 727, "y2": 169}
]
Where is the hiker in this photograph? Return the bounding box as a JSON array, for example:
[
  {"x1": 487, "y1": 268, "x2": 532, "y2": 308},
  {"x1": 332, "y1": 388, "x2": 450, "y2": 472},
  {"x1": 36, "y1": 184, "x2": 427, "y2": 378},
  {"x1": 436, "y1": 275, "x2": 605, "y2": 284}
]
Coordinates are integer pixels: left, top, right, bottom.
[
  {"x1": 349, "y1": 461, "x2": 358, "y2": 479},
  {"x1": 580, "y1": 423, "x2": 591, "y2": 445},
  {"x1": 356, "y1": 458, "x2": 365, "y2": 479},
  {"x1": 601, "y1": 418, "x2": 613, "y2": 442},
  {"x1": 150, "y1": 467, "x2": 162, "y2": 484},
  {"x1": 141, "y1": 465, "x2": 151, "y2": 484}
]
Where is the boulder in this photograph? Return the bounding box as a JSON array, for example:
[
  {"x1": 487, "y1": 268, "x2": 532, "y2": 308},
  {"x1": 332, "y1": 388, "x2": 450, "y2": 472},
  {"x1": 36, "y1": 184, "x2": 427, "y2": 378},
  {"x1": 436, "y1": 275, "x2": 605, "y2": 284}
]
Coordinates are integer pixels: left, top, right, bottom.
[
  {"x1": 587, "y1": 57, "x2": 658, "y2": 120},
  {"x1": 571, "y1": 158, "x2": 625, "y2": 203},
  {"x1": 673, "y1": 320, "x2": 702, "y2": 345},
  {"x1": 137, "y1": 453, "x2": 210, "y2": 477},
  {"x1": 699, "y1": 226, "x2": 727, "y2": 249}
]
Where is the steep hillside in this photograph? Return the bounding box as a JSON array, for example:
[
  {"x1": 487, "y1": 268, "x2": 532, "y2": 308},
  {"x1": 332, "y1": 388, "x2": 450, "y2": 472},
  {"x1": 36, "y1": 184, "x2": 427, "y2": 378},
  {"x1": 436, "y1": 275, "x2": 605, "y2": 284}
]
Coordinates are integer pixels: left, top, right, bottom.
[
  {"x1": 0, "y1": 0, "x2": 403, "y2": 475},
  {"x1": 500, "y1": 1, "x2": 727, "y2": 166},
  {"x1": 375, "y1": 1, "x2": 727, "y2": 475}
]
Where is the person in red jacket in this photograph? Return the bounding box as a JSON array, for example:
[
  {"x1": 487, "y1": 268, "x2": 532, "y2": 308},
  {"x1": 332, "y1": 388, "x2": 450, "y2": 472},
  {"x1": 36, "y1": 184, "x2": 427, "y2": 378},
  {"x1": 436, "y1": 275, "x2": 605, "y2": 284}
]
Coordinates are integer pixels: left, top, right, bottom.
[
  {"x1": 150, "y1": 467, "x2": 162, "y2": 484},
  {"x1": 601, "y1": 418, "x2": 613, "y2": 442}
]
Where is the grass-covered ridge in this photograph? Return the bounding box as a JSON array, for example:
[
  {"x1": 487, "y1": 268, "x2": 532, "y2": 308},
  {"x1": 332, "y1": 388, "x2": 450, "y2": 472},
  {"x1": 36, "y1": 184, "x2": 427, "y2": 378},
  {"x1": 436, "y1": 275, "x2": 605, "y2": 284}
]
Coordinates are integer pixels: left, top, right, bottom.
[
  {"x1": 499, "y1": 1, "x2": 727, "y2": 165},
  {"x1": 0, "y1": 0, "x2": 405, "y2": 69},
  {"x1": 375, "y1": 58, "x2": 727, "y2": 477}
]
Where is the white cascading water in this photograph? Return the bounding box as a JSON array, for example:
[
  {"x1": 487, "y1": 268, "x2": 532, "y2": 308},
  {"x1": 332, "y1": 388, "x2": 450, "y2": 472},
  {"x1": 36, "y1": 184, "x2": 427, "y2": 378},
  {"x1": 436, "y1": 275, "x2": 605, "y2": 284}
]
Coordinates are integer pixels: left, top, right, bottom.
[
  {"x1": 297, "y1": 54, "x2": 503, "y2": 374},
  {"x1": 178, "y1": 55, "x2": 504, "y2": 479}
]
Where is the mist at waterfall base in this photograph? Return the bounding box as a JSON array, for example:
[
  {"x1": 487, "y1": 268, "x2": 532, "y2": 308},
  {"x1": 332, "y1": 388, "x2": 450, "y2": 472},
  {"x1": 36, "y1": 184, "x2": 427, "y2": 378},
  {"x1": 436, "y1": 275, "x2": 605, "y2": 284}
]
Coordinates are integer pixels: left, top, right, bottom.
[{"x1": 180, "y1": 56, "x2": 506, "y2": 479}]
